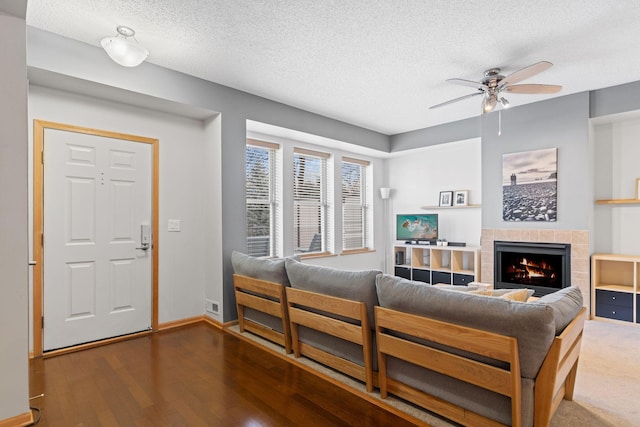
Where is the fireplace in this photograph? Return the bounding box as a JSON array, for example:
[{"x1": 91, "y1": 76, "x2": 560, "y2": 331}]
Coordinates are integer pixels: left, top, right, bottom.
[{"x1": 494, "y1": 241, "x2": 571, "y2": 296}]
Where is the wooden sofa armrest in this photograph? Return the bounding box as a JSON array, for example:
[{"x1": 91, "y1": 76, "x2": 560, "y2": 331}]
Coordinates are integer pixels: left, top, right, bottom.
[
  {"x1": 233, "y1": 274, "x2": 291, "y2": 353},
  {"x1": 375, "y1": 306, "x2": 522, "y2": 427},
  {"x1": 286, "y1": 287, "x2": 374, "y2": 392},
  {"x1": 534, "y1": 306, "x2": 587, "y2": 427}
]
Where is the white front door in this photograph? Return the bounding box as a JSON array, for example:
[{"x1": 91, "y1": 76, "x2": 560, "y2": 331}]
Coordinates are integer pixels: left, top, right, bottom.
[{"x1": 43, "y1": 128, "x2": 152, "y2": 351}]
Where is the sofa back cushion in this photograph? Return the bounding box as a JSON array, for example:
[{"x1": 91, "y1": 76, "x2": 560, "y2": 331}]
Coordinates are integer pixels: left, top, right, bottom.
[
  {"x1": 376, "y1": 274, "x2": 556, "y2": 379},
  {"x1": 285, "y1": 258, "x2": 380, "y2": 327},
  {"x1": 231, "y1": 251, "x2": 294, "y2": 286},
  {"x1": 231, "y1": 251, "x2": 299, "y2": 332},
  {"x1": 533, "y1": 286, "x2": 583, "y2": 334}
]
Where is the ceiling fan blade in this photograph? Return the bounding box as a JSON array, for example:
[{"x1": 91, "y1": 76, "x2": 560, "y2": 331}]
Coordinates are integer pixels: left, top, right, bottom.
[
  {"x1": 499, "y1": 61, "x2": 553, "y2": 87},
  {"x1": 446, "y1": 78, "x2": 488, "y2": 90},
  {"x1": 429, "y1": 92, "x2": 483, "y2": 109},
  {"x1": 505, "y1": 84, "x2": 562, "y2": 94}
]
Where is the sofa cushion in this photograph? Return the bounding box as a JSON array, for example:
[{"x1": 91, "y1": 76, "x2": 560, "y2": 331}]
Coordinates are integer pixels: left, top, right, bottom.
[
  {"x1": 231, "y1": 252, "x2": 299, "y2": 332},
  {"x1": 285, "y1": 258, "x2": 380, "y2": 327},
  {"x1": 285, "y1": 258, "x2": 381, "y2": 371},
  {"x1": 231, "y1": 251, "x2": 294, "y2": 286},
  {"x1": 533, "y1": 286, "x2": 583, "y2": 334},
  {"x1": 387, "y1": 357, "x2": 535, "y2": 426},
  {"x1": 376, "y1": 274, "x2": 556, "y2": 379}
]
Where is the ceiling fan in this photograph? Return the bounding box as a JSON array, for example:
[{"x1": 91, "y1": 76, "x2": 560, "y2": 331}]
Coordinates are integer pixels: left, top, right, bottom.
[{"x1": 430, "y1": 61, "x2": 562, "y2": 113}]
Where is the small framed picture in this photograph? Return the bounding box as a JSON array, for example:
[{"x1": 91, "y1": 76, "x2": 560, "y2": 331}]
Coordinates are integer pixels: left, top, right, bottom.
[
  {"x1": 454, "y1": 190, "x2": 469, "y2": 206},
  {"x1": 439, "y1": 191, "x2": 453, "y2": 207}
]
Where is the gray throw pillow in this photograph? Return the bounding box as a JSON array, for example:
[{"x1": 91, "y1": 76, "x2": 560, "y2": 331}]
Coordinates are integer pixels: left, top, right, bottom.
[{"x1": 469, "y1": 288, "x2": 535, "y2": 301}]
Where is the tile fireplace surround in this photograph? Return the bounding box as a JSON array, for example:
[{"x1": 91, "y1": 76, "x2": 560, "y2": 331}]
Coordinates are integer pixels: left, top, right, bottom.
[{"x1": 481, "y1": 229, "x2": 590, "y2": 310}]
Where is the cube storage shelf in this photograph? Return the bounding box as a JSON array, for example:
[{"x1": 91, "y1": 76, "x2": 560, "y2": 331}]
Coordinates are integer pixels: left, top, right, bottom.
[
  {"x1": 591, "y1": 253, "x2": 640, "y2": 324},
  {"x1": 393, "y1": 244, "x2": 481, "y2": 286}
]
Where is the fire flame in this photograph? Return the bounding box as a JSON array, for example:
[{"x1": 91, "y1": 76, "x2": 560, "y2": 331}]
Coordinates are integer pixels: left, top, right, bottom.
[{"x1": 520, "y1": 257, "x2": 556, "y2": 279}]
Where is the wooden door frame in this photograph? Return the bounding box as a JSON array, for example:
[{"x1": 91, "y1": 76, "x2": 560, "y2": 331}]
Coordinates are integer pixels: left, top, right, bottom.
[{"x1": 32, "y1": 120, "x2": 159, "y2": 357}]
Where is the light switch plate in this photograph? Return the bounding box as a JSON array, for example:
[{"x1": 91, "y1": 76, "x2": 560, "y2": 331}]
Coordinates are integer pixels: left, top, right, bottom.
[{"x1": 168, "y1": 219, "x2": 181, "y2": 232}]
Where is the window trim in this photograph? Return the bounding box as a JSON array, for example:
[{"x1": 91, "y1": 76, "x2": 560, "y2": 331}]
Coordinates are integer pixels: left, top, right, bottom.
[
  {"x1": 292, "y1": 148, "x2": 331, "y2": 255},
  {"x1": 247, "y1": 138, "x2": 279, "y2": 150},
  {"x1": 294, "y1": 147, "x2": 331, "y2": 159},
  {"x1": 246, "y1": 139, "x2": 280, "y2": 257},
  {"x1": 341, "y1": 156, "x2": 370, "y2": 252}
]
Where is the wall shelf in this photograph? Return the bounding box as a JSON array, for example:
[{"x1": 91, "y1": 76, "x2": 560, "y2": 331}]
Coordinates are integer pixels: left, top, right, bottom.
[
  {"x1": 421, "y1": 204, "x2": 481, "y2": 210},
  {"x1": 595, "y1": 199, "x2": 640, "y2": 205}
]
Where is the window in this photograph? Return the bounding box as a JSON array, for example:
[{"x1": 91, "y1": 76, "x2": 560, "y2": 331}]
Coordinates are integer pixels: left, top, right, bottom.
[
  {"x1": 246, "y1": 139, "x2": 279, "y2": 257},
  {"x1": 293, "y1": 148, "x2": 329, "y2": 254},
  {"x1": 342, "y1": 157, "x2": 369, "y2": 251}
]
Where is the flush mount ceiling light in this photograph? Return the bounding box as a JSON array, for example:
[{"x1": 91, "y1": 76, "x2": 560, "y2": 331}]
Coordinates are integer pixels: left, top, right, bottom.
[{"x1": 100, "y1": 26, "x2": 149, "y2": 67}]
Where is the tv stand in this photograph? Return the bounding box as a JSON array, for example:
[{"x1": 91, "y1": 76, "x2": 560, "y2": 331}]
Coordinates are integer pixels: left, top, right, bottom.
[{"x1": 393, "y1": 244, "x2": 481, "y2": 285}]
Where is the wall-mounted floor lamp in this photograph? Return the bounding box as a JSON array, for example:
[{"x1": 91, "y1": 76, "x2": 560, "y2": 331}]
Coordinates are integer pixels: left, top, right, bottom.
[{"x1": 380, "y1": 187, "x2": 391, "y2": 274}]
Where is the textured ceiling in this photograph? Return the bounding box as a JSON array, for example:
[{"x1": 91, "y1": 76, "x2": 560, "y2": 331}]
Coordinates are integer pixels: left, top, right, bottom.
[{"x1": 26, "y1": 1, "x2": 640, "y2": 135}]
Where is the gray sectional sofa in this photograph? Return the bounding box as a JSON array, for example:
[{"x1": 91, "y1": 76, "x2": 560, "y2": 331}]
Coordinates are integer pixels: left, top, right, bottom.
[
  {"x1": 231, "y1": 251, "x2": 586, "y2": 427},
  {"x1": 375, "y1": 275, "x2": 585, "y2": 427}
]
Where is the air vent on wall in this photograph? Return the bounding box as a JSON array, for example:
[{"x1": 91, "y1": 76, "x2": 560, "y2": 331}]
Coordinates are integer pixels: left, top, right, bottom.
[{"x1": 205, "y1": 299, "x2": 219, "y2": 315}]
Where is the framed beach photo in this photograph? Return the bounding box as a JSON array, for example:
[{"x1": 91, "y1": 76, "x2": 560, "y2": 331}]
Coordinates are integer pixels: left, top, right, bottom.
[
  {"x1": 502, "y1": 147, "x2": 557, "y2": 221},
  {"x1": 454, "y1": 190, "x2": 468, "y2": 206},
  {"x1": 439, "y1": 191, "x2": 453, "y2": 207}
]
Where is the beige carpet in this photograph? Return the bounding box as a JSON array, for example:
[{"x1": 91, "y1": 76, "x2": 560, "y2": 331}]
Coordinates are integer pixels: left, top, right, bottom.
[
  {"x1": 228, "y1": 320, "x2": 640, "y2": 426},
  {"x1": 550, "y1": 320, "x2": 640, "y2": 427}
]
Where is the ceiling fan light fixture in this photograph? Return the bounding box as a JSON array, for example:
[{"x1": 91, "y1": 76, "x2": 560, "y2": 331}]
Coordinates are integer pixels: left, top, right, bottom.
[
  {"x1": 101, "y1": 26, "x2": 149, "y2": 67},
  {"x1": 482, "y1": 94, "x2": 498, "y2": 113},
  {"x1": 431, "y1": 61, "x2": 561, "y2": 115}
]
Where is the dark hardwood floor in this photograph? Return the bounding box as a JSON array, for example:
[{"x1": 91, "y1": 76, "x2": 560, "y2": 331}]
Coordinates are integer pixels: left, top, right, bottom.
[{"x1": 29, "y1": 323, "x2": 419, "y2": 426}]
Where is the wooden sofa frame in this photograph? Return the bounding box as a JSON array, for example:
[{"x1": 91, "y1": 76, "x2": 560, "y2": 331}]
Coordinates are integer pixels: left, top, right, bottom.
[
  {"x1": 533, "y1": 307, "x2": 587, "y2": 426},
  {"x1": 233, "y1": 274, "x2": 292, "y2": 353},
  {"x1": 233, "y1": 273, "x2": 586, "y2": 426},
  {"x1": 286, "y1": 287, "x2": 375, "y2": 392},
  {"x1": 375, "y1": 306, "x2": 587, "y2": 427}
]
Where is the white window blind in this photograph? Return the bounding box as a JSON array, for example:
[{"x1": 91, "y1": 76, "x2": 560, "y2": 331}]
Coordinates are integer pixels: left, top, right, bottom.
[
  {"x1": 341, "y1": 158, "x2": 369, "y2": 251},
  {"x1": 293, "y1": 148, "x2": 328, "y2": 254},
  {"x1": 246, "y1": 140, "x2": 279, "y2": 257}
]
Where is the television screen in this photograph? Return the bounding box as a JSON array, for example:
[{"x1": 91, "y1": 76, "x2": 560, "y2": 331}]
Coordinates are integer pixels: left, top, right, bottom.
[{"x1": 396, "y1": 214, "x2": 438, "y2": 241}]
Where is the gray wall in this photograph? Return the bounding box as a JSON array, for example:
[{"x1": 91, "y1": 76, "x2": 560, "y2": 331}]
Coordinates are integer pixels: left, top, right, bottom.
[
  {"x1": 390, "y1": 92, "x2": 594, "y2": 232},
  {"x1": 590, "y1": 80, "x2": 640, "y2": 119},
  {"x1": 0, "y1": 4, "x2": 30, "y2": 423},
  {"x1": 479, "y1": 80, "x2": 640, "y2": 236},
  {"x1": 393, "y1": 80, "x2": 640, "y2": 241},
  {"x1": 390, "y1": 116, "x2": 480, "y2": 151},
  {"x1": 481, "y1": 93, "x2": 591, "y2": 230}
]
